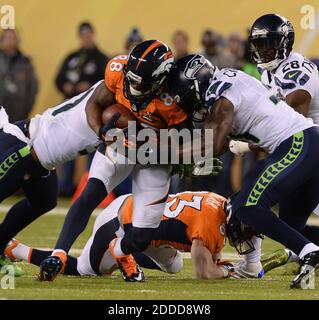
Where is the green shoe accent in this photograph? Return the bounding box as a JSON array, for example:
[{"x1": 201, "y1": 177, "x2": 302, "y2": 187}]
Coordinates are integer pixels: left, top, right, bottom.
[
  {"x1": 261, "y1": 249, "x2": 290, "y2": 274},
  {"x1": 0, "y1": 256, "x2": 24, "y2": 277}
]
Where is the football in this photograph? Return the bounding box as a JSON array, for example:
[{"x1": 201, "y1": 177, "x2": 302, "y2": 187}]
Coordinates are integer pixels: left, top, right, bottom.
[{"x1": 102, "y1": 103, "x2": 137, "y2": 128}]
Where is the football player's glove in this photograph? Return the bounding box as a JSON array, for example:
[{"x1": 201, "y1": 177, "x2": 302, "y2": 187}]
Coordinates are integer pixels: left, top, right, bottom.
[
  {"x1": 192, "y1": 158, "x2": 223, "y2": 176},
  {"x1": 98, "y1": 112, "x2": 121, "y2": 143},
  {"x1": 38, "y1": 251, "x2": 67, "y2": 282},
  {"x1": 217, "y1": 260, "x2": 235, "y2": 278}
]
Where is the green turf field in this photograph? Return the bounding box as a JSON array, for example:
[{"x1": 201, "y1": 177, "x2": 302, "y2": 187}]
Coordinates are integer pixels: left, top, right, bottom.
[{"x1": 0, "y1": 197, "x2": 319, "y2": 300}]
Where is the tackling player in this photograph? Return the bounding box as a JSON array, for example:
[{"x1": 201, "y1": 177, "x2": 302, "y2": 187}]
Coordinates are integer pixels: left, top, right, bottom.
[
  {"x1": 168, "y1": 54, "x2": 319, "y2": 288},
  {"x1": 0, "y1": 40, "x2": 185, "y2": 281},
  {"x1": 7, "y1": 191, "x2": 239, "y2": 280}
]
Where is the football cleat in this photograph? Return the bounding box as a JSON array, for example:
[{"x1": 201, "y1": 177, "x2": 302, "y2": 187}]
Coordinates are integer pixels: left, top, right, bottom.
[
  {"x1": 4, "y1": 239, "x2": 21, "y2": 262},
  {"x1": 0, "y1": 255, "x2": 24, "y2": 277},
  {"x1": 290, "y1": 250, "x2": 319, "y2": 289},
  {"x1": 231, "y1": 261, "x2": 264, "y2": 279},
  {"x1": 261, "y1": 248, "x2": 294, "y2": 274},
  {"x1": 38, "y1": 253, "x2": 66, "y2": 282},
  {"x1": 108, "y1": 238, "x2": 145, "y2": 282},
  {"x1": 117, "y1": 255, "x2": 145, "y2": 282}
]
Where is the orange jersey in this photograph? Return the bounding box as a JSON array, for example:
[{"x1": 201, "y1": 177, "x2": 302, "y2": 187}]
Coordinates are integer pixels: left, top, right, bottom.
[
  {"x1": 122, "y1": 191, "x2": 227, "y2": 255},
  {"x1": 104, "y1": 55, "x2": 187, "y2": 129}
]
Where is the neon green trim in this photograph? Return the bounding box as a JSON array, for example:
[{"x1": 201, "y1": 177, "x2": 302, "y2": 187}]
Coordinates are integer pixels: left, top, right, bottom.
[
  {"x1": 246, "y1": 132, "x2": 304, "y2": 206},
  {"x1": 18, "y1": 146, "x2": 30, "y2": 158},
  {"x1": 0, "y1": 145, "x2": 31, "y2": 180}
]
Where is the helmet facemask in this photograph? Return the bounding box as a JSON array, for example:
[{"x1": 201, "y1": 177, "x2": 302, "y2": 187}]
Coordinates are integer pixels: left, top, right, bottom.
[
  {"x1": 249, "y1": 34, "x2": 287, "y2": 71},
  {"x1": 225, "y1": 204, "x2": 263, "y2": 255},
  {"x1": 123, "y1": 66, "x2": 167, "y2": 111},
  {"x1": 174, "y1": 79, "x2": 208, "y2": 122}
]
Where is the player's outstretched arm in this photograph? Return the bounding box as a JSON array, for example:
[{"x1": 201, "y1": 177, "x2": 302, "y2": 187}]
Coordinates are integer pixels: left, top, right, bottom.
[
  {"x1": 85, "y1": 82, "x2": 116, "y2": 137},
  {"x1": 204, "y1": 97, "x2": 234, "y2": 157},
  {"x1": 191, "y1": 239, "x2": 232, "y2": 280}
]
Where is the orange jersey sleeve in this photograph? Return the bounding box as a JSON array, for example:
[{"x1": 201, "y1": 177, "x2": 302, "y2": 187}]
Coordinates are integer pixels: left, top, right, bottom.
[{"x1": 104, "y1": 55, "x2": 128, "y2": 94}]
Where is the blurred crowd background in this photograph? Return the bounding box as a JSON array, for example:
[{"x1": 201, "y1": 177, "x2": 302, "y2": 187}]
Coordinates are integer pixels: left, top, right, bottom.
[{"x1": 1, "y1": 0, "x2": 319, "y2": 201}]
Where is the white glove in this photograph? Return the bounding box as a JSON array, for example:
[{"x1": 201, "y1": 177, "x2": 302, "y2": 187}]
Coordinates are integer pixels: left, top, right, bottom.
[
  {"x1": 230, "y1": 261, "x2": 264, "y2": 279},
  {"x1": 229, "y1": 140, "x2": 250, "y2": 156}
]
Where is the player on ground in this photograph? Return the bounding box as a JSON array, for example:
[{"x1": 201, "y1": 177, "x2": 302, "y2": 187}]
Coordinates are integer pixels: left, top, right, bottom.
[
  {"x1": 8, "y1": 192, "x2": 240, "y2": 280},
  {"x1": 38, "y1": 40, "x2": 192, "y2": 282},
  {"x1": 168, "y1": 54, "x2": 319, "y2": 288}
]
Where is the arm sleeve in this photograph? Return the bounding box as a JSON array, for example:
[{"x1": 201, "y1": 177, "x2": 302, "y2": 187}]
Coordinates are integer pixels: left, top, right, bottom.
[
  {"x1": 54, "y1": 178, "x2": 108, "y2": 252},
  {"x1": 104, "y1": 57, "x2": 126, "y2": 93}
]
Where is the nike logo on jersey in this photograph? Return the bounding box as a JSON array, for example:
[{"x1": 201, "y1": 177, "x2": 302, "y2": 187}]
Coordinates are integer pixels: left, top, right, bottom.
[{"x1": 288, "y1": 72, "x2": 299, "y2": 79}]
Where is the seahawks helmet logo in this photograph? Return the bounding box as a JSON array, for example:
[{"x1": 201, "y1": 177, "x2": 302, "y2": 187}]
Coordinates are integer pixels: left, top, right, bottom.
[{"x1": 184, "y1": 55, "x2": 207, "y2": 79}]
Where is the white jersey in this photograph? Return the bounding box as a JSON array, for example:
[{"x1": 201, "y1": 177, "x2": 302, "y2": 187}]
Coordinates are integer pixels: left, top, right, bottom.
[
  {"x1": 30, "y1": 81, "x2": 102, "y2": 170},
  {"x1": 260, "y1": 52, "x2": 319, "y2": 124},
  {"x1": 205, "y1": 69, "x2": 314, "y2": 153}
]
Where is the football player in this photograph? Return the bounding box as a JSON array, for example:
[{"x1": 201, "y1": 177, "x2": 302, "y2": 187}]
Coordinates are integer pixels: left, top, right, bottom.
[
  {"x1": 0, "y1": 40, "x2": 186, "y2": 281},
  {"x1": 249, "y1": 14, "x2": 319, "y2": 219},
  {"x1": 229, "y1": 14, "x2": 319, "y2": 273},
  {"x1": 168, "y1": 54, "x2": 319, "y2": 288},
  {"x1": 38, "y1": 40, "x2": 195, "y2": 282},
  {"x1": 7, "y1": 191, "x2": 238, "y2": 280}
]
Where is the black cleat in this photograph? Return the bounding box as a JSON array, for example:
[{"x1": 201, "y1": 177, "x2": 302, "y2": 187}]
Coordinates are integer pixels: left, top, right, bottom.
[{"x1": 290, "y1": 250, "x2": 319, "y2": 289}]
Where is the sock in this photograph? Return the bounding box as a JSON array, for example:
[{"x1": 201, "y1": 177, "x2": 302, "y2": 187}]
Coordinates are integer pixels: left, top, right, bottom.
[
  {"x1": 12, "y1": 243, "x2": 32, "y2": 262},
  {"x1": 133, "y1": 253, "x2": 162, "y2": 271},
  {"x1": 299, "y1": 243, "x2": 319, "y2": 259},
  {"x1": 30, "y1": 249, "x2": 53, "y2": 265},
  {"x1": 114, "y1": 238, "x2": 125, "y2": 257},
  {"x1": 0, "y1": 199, "x2": 37, "y2": 252},
  {"x1": 301, "y1": 225, "x2": 319, "y2": 246},
  {"x1": 29, "y1": 249, "x2": 80, "y2": 275},
  {"x1": 244, "y1": 236, "x2": 262, "y2": 264},
  {"x1": 286, "y1": 249, "x2": 299, "y2": 263}
]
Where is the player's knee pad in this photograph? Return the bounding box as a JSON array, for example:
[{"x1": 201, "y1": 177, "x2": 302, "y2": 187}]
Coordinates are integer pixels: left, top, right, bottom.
[{"x1": 165, "y1": 250, "x2": 183, "y2": 274}]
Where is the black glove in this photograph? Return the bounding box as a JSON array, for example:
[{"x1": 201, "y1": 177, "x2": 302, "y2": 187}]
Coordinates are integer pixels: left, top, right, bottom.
[
  {"x1": 98, "y1": 112, "x2": 121, "y2": 143},
  {"x1": 38, "y1": 255, "x2": 65, "y2": 282}
]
